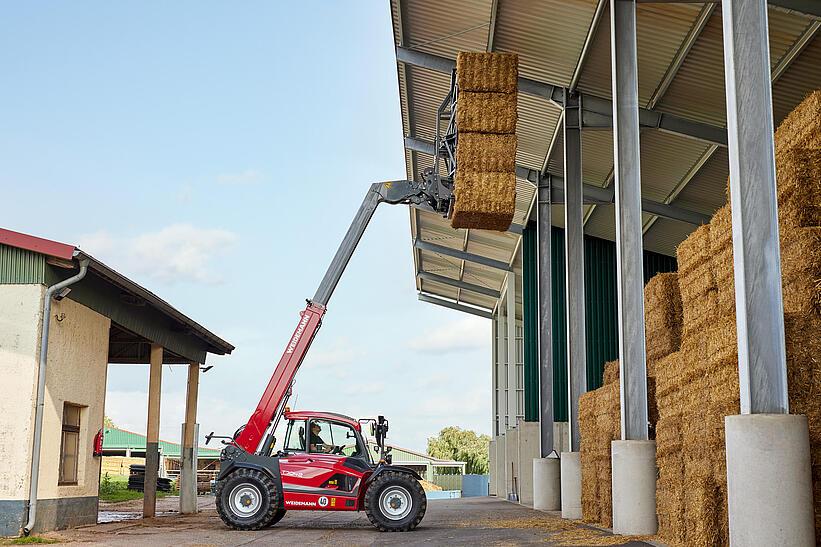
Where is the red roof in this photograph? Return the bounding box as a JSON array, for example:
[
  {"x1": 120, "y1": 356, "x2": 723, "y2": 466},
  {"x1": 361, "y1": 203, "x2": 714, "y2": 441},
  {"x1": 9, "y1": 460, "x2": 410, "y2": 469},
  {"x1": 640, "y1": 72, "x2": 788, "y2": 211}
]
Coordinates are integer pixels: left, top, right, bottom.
[{"x1": 0, "y1": 228, "x2": 75, "y2": 261}]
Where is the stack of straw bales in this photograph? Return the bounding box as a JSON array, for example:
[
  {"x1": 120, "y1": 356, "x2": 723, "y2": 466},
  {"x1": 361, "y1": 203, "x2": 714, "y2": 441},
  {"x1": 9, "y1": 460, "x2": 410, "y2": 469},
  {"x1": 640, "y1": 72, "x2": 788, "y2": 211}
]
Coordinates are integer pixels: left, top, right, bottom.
[
  {"x1": 580, "y1": 364, "x2": 620, "y2": 527},
  {"x1": 654, "y1": 90, "x2": 821, "y2": 546},
  {"x1": 452, "y1": 52, "x2": 518, "y2": 231},
  {"x1": 579, "y1": 275, "x2": 681, "y2": 528}
]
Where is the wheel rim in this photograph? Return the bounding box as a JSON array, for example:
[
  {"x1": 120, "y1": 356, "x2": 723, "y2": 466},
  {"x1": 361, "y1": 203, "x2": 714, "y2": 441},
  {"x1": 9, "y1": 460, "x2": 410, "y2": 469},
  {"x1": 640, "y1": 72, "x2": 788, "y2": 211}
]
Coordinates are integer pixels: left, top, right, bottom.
[
  {"x1": 229, "y1": 483, "x2": 262, "y2": 517},
  {"x1": 379, "y1": 486, "x2": 412, "y2": 521}
]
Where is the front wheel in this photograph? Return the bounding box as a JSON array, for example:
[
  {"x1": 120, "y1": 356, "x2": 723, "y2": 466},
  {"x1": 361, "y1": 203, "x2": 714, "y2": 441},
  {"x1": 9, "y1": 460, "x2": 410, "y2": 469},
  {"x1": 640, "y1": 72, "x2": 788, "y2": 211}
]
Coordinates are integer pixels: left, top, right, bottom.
[
  {"x1": 364, "y1": 471, "x2": 426, "y2": 532},
  {"x1": 215, "y1": 468, "x2": 280, "y2": 530}
]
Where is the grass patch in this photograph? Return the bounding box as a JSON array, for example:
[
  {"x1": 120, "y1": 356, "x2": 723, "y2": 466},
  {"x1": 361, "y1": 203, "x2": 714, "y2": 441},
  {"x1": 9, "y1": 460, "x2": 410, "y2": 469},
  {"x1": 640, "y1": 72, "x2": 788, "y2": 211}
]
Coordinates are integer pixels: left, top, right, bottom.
[
  {"x1": 1, "y1": 536, "x2": 58, "y2": 544},
  {"x1": 98, "y1": 473, "x2": 175, "y2": 503}
]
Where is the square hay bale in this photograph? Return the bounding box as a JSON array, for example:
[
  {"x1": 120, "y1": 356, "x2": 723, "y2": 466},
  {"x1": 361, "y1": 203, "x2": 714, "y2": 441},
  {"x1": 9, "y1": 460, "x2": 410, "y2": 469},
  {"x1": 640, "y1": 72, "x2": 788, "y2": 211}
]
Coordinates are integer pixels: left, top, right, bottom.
[
  {"x1": 597, "y1": 459, "x2": 613, "y2": 528},
  {"x1": 780, "y1": 228, "x2": 821, "y2": 315},
  {"x1": 456, "y1": 132, "x2": 517, "y2": 173},
  {"x1": 656, "y1": 416, "x2": 683, "y2": 458},
  {"x1": 677, "y1": 224, "x2": 712, "y2": 275},
  {"x1": 774, "y1": 90, "x2": 821, "y2": 155},
  {"x1": 456, "y1": 52, "x2": 518, "y2": 94},
  {"x1": 683, "y1": 460, "x2": 726, "y2": 547},
  {"x1": 777, "y1": 149, "x2": 821, "y2": 228},
  {"x1": 645, "y1": 273, "x2": 684, "y2": 363},
  {"x1": 456, "y1": 91, "x2": 518, "y2": 134},
  {"x1": 681, "y1": 288, "x2": 719, "y2": 342},
  {"x1": 451, "y1": 171, "x2": 517, "y2": 231},
  {"x1": 655, "y1": 351, "x2": 684, "y2": 403},
  {"x1": 602, "y1": 359, "x2": 619, "y2": 385},
  {"x1": 657, "y1": 462, "x2": 686, "y2": 546}
]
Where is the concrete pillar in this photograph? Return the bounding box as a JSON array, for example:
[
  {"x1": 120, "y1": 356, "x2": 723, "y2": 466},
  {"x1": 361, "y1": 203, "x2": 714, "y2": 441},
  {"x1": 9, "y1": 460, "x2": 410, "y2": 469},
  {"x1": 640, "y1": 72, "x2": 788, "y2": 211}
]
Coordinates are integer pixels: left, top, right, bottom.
[
  {"x1": 533, "y1": 457, "x2": 561, "y2": 511},
  {"x1": 725, "y1": 415, "x2": 814, "y2": 546},
  {"x1": 495, "y1": 434, "x2": 506, "y2": 498},
  {"x1": 489, "y1": 439, "x2": 497, "y2": 496},
  {"x1": 537, "y1": 178, "x2": 554, "y2": 457},
  {"x1": 560, "y1": 451, "x2": 581, "y2": 519},
  {"x1": 505, "y1": 427, "x2": 519, "y2": 501},
  {"x1": 143, "y1": 344, "x2": 163, "y2": 518},
  {"x1": 563, "y1": 92, "x2": 586, "y2": 452},
  {"x1": 611, "y1": 440, "x2": 657, "y2": 535},
  {"x1": 180, "y1": 362, "x2": 199, "y2": 514},
  {"x1": 517, "y1": 422, "x2": 540, "y2": 506}
]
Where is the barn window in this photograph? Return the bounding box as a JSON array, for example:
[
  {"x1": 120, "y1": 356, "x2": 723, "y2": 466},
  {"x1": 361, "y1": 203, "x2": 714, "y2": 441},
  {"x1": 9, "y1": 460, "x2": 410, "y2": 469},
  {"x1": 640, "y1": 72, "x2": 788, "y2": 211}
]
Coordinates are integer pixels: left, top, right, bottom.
[{"x1": 59, "y1": 403, "x2": 82, "y2": 485}]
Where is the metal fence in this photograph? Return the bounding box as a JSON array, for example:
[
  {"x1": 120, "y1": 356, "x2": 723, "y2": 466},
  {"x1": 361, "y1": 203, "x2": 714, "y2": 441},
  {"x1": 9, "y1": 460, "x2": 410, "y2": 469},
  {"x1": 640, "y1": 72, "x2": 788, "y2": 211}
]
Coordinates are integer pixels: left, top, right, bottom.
[{"x1": 431, "y1": 474, "x2": 463, "y2": 491}]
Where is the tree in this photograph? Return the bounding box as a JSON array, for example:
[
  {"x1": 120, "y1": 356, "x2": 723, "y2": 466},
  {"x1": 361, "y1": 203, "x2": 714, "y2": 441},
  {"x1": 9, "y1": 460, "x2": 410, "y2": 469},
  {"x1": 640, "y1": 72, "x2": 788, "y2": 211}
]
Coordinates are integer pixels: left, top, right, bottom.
[
  {"x1": 427, "y1": 427, "x2": 491, "y2": 475},
  {"x1": 103, "y1": 416, "x2": 116, "y2": 429}
]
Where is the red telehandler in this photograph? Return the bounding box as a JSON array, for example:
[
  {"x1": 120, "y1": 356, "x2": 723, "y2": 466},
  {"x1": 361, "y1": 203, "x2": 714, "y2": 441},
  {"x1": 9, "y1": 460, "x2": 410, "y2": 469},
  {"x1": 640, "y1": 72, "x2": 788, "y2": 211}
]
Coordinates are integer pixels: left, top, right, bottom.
[{"x1": 207, "y1": 170, "x2": 457, "y2": 532}]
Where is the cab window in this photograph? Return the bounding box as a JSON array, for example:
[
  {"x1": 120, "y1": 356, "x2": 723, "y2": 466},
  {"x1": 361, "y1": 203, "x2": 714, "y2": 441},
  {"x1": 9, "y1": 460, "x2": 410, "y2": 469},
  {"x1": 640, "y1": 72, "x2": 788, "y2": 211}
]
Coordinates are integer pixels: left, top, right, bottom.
[
  {"x1": 284, "y1": 419, "x2": 307, "y2": 452},
  {"x1": 308, "y1": 420, "x2": 364, "y2": 458}
]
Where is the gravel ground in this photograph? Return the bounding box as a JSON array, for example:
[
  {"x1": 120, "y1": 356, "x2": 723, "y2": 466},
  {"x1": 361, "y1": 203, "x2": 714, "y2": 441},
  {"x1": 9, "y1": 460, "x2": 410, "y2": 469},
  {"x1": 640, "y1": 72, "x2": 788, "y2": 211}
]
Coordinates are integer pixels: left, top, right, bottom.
[{"x1": 39, "y1": 496, "x2": 662, "y2": 546}]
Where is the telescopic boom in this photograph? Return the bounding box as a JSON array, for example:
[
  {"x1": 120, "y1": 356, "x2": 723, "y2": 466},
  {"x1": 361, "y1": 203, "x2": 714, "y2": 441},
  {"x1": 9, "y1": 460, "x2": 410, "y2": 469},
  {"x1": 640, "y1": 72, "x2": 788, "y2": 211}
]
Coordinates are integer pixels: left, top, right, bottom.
[{"x1": 232, "y1": 178, "x2": 453, "y2": 453}]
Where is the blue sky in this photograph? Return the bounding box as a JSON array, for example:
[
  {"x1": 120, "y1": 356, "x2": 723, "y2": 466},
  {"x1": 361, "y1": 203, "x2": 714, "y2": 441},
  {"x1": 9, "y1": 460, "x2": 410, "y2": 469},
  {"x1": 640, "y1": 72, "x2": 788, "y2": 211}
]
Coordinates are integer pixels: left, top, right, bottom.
[{"x1": 1, "y1": 2, "x2": 491, "y2": 451}]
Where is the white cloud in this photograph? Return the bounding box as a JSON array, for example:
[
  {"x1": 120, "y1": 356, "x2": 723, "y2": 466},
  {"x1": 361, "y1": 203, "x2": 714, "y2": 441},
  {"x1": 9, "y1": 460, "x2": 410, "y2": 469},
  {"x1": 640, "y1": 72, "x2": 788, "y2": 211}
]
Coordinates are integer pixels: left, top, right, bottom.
[
  {"x1": 216, "y1": 169, "x2": 262, "y2": 185},
  {"x1": 77, "y1": 224, "x2": 237, "y2": 285},
  {"x1": 406, "y1": 315, "x2": 490, "y2": 354},
  {"x1": 302, "y1": 336, "x2": 367, "y2": 380}
]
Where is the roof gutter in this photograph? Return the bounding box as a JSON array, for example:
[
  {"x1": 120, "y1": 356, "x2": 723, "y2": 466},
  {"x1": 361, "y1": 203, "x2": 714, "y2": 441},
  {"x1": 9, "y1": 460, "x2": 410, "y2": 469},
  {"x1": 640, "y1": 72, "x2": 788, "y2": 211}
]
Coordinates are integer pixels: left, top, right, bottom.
[{"x1": 24, "y1": 256, "x2": 89, "y2": 535}]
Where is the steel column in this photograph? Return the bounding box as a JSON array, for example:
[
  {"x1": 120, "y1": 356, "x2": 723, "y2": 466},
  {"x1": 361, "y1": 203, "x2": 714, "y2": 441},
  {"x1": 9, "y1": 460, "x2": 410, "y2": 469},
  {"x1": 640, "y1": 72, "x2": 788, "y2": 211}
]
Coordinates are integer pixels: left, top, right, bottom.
[
  {"x1": 492, "y1": 313, "x2": 499, "y2": 436},
  {"x1": 564, "y1": 92, "x2": 586, "y2": 452},
  {"x1": 537, "y1": 178, "x2": 554, "y2": 456},
  {"x1": 611, "y1": 0, "x2": 649, "y2": 441},
  {"x1": 507, "y1": 272, "x2": 518, "y2": 429},
  {"x1": 497, "y1": 300, "x2": 508, "y2": 430},
  {"x1": 721, "y1": 0, "x2": 788, "y2": 414}
]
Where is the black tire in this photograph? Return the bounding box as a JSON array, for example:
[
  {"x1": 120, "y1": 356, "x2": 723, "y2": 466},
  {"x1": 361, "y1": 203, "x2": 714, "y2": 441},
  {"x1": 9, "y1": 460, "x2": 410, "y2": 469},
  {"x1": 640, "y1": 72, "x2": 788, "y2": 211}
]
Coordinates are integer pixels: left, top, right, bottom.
[
  {"x1": 215, "y1": 468, "x2": 280, "y2": 531},
  {"x1": 268, "y1": 508, "x2": 287, "y2": 527},
  {"x1": 364, "y1": 471, "x2": 426, "y2": 532}
]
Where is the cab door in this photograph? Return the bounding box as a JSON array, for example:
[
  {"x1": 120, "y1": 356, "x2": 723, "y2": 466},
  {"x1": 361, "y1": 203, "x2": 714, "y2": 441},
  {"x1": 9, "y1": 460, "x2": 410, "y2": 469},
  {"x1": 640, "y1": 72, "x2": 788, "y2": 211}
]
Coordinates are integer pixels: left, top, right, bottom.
[{"x1": 278, "y1": 419, "x2": 368, "y2": 510}]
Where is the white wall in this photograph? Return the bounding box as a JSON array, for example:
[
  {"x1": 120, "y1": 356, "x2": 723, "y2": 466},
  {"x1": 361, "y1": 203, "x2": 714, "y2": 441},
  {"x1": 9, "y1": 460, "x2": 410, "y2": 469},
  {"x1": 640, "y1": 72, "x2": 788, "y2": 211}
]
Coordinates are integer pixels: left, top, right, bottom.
[{"x1": 0, "y1": 286, "x2": 110, "y2": 501}]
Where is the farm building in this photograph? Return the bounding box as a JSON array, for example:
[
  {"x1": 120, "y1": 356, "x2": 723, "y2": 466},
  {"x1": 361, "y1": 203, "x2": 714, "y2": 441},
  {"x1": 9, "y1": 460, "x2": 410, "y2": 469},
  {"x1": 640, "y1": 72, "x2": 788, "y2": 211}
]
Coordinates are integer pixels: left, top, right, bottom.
[
  {"x1": 393, "y1": 0, "x2": 821, "y2": 543},
  {"x1": 0, "y1": 228, "x2": 233, "y2": 535}
]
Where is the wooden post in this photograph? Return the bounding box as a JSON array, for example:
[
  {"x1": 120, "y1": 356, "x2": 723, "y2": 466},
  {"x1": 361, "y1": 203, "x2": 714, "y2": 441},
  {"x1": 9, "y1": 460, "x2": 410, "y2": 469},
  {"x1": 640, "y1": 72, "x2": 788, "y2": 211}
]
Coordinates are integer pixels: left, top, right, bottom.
[
  {"x1": 143, "y1": 344, "x2": 163, "y2": 518},
  {"x1": 180, "y1": 362, "x2": 200, "y2": 514}
]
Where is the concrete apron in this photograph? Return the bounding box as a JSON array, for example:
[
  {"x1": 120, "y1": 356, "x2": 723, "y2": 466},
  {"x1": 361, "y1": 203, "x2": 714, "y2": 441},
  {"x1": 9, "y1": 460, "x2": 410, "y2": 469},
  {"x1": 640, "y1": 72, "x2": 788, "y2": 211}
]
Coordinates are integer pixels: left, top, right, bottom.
[
  {"x1": 611, "y1": 440, "x2": 657, "y2": 535},
  {"x1": 559, "y1": 452, "x2": 582, "y2": 519},
  {"x1": 533, "y1": 457, "x2": 561, "y2": 511},
  {"x1": 725, "y1": 414, "x2": 815, "y2": 547}
]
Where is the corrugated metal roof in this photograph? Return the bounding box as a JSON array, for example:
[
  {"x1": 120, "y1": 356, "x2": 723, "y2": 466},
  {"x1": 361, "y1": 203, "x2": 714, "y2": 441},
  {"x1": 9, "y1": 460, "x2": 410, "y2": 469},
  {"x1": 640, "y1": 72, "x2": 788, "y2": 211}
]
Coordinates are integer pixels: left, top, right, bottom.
[
  {"x1": 392, "y1": 0, "x2": 820, "y2": 314},
  {"x1": 102, "y1": 427, "x2": 220, "y2": 458}
]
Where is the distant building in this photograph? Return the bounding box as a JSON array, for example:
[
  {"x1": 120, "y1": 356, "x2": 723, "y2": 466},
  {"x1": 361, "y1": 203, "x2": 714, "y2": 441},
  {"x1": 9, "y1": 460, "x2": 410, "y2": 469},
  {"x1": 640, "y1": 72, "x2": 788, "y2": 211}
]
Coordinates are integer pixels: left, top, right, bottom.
[{"x1": 100, "y1": 427, "x2": 221, "y2": 481}]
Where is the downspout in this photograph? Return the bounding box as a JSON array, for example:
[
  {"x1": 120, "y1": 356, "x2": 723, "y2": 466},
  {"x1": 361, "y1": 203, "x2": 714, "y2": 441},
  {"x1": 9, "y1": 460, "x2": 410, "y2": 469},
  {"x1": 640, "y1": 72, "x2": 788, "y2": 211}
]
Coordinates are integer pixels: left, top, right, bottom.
[{"x1": 23, "y1": 256, "x2": 89, "y2": 535}]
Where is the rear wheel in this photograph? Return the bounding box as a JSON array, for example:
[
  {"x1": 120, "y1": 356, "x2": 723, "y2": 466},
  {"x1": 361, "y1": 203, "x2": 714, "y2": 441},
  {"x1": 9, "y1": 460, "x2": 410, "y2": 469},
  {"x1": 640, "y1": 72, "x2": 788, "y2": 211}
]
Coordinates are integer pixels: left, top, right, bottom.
[
  {"x1": 364, "y1": 470, "x2": 426, "y2": 532},
  {"x1": 215, "y1": 468, "x2": 280, "y2": 530}
]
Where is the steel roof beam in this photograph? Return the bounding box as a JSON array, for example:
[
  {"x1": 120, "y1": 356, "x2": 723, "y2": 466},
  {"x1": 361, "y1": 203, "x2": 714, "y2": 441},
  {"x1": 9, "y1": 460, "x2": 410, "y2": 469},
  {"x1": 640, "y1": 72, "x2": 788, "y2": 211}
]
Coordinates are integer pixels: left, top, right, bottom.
[
  {"x1": 414, "y1": 238, "x2": 513, "y2": 271},
  {"x1": 417, "y1": 293, "x2": 494, "y2": 319},
  {"x1": 404, "y1": 137, "x2": 710, "y2": 225},
  {"x1": 396, "y1": 46, "x2": 727, "y2": 146},
  {"x1": 417, "y1": 271, "x2": 501, "y2": 298},
  {"x1": 635, "y1": 0, "x2": 821, "y2": 19}
]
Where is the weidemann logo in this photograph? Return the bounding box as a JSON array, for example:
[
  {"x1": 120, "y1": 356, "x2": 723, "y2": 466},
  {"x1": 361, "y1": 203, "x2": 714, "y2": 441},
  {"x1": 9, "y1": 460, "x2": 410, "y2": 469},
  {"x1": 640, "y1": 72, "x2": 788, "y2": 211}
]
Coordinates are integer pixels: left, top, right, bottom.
[
  {"x1": 286, "y1": 314, "x2": 311, "y2": 354},
  {"x1": 286, "y1": 500, "x2": 316, "y2": 507}
]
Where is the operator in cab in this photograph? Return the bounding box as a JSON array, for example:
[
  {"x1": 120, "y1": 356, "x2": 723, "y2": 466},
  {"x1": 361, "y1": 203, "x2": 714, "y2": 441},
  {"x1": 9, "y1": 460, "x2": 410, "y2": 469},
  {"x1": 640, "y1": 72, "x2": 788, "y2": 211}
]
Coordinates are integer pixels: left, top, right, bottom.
[{"x1": 309, "y1": 422, "x2": 333, "y2": 453}]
